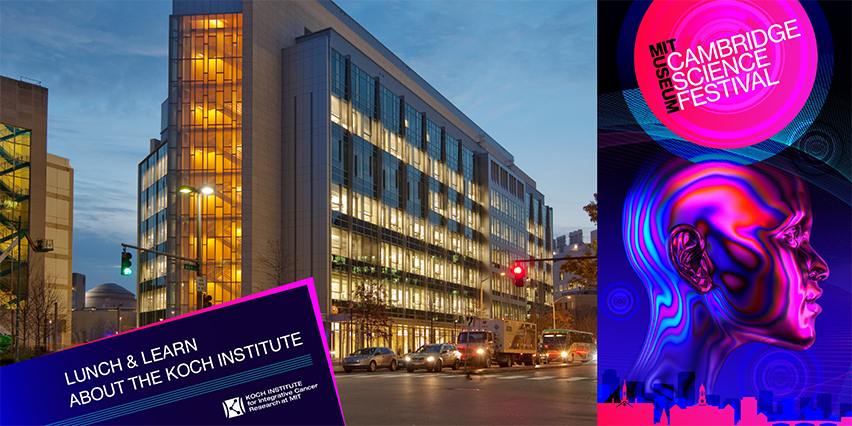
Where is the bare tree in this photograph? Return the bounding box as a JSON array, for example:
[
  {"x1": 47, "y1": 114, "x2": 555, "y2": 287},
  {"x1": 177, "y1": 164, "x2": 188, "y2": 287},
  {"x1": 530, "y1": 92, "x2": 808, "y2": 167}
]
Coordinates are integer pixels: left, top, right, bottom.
[
  {"x1": 349, "y1": 279, "x2": 392, "y2": 348},
  {"x1": 90, "y1": 317, "x2": 115, "y2": 342},
  {"x1": 256, "y1": 239, "x2": 295, "y2": 292},
  {"x1": 71, "y1": 320, "x2": 88, "y2": 344},
  {"x1": 19, "y1": 259, "x2": 68, "y2": 352}
]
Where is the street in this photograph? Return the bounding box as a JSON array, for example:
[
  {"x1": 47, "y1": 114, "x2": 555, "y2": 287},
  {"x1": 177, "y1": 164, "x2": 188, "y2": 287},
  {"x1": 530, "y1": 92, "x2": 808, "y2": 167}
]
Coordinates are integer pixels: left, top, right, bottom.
[{"x1": 335, "y1": 363, "x2": 597, "y2": 425}]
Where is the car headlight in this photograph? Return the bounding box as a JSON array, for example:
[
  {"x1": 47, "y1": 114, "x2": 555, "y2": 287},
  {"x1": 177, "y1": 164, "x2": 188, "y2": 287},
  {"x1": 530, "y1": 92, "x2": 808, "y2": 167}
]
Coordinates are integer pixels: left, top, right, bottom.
[
  {"x1": 427, "y1": 356, "x2": 434, "y2": 362},
  {"x1": 405, "y1": 357, "x2": 410, "y2": 362},
  {"x1": 476, "y1": 349, "x2": 484, "y2": 355},
  {"x1": 561, "y1": 352, "x2": 568, "y2": 358}
]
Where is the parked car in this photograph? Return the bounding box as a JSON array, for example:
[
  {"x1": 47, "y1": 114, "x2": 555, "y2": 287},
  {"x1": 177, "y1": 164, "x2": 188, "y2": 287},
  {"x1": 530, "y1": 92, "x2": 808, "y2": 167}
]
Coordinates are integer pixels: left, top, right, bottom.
[
  {"x1": 404, "y1": 343, "x2": 461, "y2": 372},
  {"x1": 342, "y1": 347, "x2": 398, "y2": 373}
]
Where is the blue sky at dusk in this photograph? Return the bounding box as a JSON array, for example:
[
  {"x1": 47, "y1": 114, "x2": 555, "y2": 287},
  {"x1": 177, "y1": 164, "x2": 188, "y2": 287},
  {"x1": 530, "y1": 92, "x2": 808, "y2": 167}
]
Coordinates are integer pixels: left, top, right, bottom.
[{"x1": 0, "y1": 1, "x2": 597, "y2": 295}]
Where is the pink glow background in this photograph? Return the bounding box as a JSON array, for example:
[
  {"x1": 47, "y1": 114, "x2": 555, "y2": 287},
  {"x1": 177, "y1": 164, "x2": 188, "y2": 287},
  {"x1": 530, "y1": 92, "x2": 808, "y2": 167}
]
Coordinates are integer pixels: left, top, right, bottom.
[{"x1": 634, "y1": 0, "x2": 817, "y2": 149}]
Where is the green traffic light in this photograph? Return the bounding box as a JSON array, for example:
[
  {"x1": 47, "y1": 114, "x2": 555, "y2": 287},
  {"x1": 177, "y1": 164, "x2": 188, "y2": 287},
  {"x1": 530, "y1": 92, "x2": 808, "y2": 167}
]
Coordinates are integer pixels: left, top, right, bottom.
[{"x1": 120, "y1": 251, "x2": 133, "y2": 276}]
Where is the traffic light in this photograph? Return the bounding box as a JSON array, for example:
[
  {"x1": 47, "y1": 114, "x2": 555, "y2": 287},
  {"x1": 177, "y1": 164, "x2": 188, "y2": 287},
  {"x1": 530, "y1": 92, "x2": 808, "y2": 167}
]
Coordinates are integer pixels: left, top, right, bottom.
[
  {"x1": 120, "y1": 251, "x2": 133, "y2": 276},
  {"x1": 203, "y1": 294, "x2": 213, "y2": 308},
  {"x1": 512, "y1": 264, "x2": 525, "y2": 287}
]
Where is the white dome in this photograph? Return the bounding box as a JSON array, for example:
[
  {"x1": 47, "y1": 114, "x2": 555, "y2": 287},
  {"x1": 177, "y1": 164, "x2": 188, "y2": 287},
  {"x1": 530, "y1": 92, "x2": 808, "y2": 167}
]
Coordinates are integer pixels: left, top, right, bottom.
[{"x1": 85, "y1": 283, "x2": 137, "y2": 310}]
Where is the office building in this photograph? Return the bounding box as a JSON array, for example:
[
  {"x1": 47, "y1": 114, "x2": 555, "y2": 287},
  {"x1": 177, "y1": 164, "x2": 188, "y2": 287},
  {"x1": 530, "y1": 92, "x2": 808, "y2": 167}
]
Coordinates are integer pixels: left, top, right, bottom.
[
  {"x1": 71, "y1": 272, "x2": 86, "y2": 310},
  {"x1": 138, "y1": 1, "x2": 553, "y2": 357},
  {"x1": 553, "y1": 229, "x2": 597, "y2": 297}
]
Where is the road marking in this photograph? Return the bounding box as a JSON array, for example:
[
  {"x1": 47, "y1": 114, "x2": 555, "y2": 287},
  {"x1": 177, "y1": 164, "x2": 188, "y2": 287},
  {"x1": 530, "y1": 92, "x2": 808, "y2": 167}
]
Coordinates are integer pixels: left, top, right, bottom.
[
  {"x1": 529, "y1": 376, "x2": 557, "y2": 380},
  {"x1": 559, "y1": 377, "x2": 589, "y2": 382},
  {"x1": 496, "y1": 376, "x2": 525, "y2": 379}
]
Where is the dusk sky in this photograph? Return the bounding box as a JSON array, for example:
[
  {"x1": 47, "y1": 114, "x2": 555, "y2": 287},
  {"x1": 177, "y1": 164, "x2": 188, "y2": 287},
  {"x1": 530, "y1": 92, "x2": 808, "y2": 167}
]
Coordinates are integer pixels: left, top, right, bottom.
[{"x1": 0, "y1": 0, "x2": 597, "y2": 295}]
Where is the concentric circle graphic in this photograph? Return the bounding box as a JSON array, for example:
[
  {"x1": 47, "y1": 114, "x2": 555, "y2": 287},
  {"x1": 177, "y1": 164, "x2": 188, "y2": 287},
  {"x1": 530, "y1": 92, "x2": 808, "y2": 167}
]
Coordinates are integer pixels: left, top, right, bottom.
[
  {"x1": 634, "y1": 0, "x2": 818, "y2": 150},
  {"x1": 786, "y1": 122, "x2": 846, "y2": 179},
  {"x1": 603, "y1": 283, "x2": 639, "y2": 321},
  {"x1": 737, "y1": 344, "x2": 823, "y2": 406}
]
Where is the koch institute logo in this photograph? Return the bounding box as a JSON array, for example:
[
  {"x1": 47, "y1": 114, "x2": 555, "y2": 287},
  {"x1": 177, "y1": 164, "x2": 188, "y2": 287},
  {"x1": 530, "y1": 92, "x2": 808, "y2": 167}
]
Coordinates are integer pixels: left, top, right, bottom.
[{"x1": 222, "y1": 396, "x2": 247, "y2": 419}]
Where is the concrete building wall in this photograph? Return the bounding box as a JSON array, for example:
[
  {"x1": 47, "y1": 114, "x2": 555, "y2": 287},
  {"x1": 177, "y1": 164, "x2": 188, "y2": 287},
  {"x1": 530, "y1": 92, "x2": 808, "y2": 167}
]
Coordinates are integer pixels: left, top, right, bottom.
[
  {"x1": 280, "y1": 35, "x2": 331, "y2": 309},
  {"x1": 71, "y1": 309, "x2": 137, "y2": 344},
  {"x1": 44, "y1": 153, "x2": 73, "y2": 346},
  {"x1": 0, "y1": 76, "x2": 56, "y2": 343}
]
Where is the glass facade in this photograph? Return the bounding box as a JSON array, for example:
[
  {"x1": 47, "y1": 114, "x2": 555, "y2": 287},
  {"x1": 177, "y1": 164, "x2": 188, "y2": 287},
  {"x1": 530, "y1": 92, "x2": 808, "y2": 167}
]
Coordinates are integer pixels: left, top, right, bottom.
[
  {"x1": 138, "y1": 143, "x2": 168, "y2": 323},
  {"x1": 0, "y1": 124, "x2": 31, "y2": 306},
  {"x1": 138, "y1": 13, "x2": 243, "y2": 326},
  {"x1": 327, "y1": 49, "x2": 550, "y2": 359}
]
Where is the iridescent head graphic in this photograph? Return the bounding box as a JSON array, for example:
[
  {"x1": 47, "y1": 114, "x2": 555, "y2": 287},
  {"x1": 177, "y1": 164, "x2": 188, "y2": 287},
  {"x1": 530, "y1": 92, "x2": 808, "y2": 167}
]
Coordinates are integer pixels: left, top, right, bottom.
[{"x1": 623, "y1": 158, "x2": 829, "y2": 392}]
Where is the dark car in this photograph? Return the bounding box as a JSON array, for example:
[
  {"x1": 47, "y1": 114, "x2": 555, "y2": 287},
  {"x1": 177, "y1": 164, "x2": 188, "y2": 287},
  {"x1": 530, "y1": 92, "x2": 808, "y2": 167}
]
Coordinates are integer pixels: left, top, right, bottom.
[
  {"x1": 342, "y1": 347, "x2": 398, "y2": 373},
  {"x1": 404, "y1": 343, "x2": 461, "y2": 372}
]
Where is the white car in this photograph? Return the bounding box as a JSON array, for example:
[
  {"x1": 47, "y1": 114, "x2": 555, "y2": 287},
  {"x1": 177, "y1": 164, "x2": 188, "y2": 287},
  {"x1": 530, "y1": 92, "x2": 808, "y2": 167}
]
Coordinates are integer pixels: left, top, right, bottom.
[{"x1": 404, "y1": 344, "x2": 461, "y2": 372}]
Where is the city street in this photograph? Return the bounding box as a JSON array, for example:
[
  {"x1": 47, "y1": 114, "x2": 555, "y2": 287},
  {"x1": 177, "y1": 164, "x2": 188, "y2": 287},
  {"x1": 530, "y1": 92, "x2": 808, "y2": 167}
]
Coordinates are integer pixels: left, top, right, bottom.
[{"x1": 336, "y1": 363, "x2": 597, "y2": 425}]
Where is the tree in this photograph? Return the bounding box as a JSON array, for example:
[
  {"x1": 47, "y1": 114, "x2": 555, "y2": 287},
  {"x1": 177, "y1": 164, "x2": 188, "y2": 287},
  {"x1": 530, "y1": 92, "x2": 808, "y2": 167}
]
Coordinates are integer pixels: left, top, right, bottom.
[
  {"x1": 256, "y1": 239, "x2": 295, "y2": 292},
  {"x1": 349, "y1": 279, "x2": 392, "y2": 348},
  {"x1": 19, "y1": 259, "x2": 68, "y2": 352},
  {"x1": 570, "y1": 305, "x2": 597, "y2": 335},
  {"x1": 0, "y1": 255, "x2": 69, "y2": 358},
  {"x1": 528, "y1": 306, "x2": 571, "y2": 332},
  {"x1": 560, "y1": 194, "x2": 598, "y2": 289}
]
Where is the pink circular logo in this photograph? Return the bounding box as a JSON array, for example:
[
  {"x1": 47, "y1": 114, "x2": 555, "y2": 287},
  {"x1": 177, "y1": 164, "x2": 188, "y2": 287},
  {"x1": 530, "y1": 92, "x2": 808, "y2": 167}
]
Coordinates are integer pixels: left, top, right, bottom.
[{"x1": 634, "y1": 0, "x2": 818, "y2": 149}]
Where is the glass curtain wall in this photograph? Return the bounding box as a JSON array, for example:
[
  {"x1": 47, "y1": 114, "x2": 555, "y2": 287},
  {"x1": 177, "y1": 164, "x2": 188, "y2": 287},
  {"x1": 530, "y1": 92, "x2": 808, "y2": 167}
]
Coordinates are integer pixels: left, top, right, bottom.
[
  {"x1": 138, "y1": 144, "x2": 168, "y2": 322},
  {"x1": 175, "y1": 13, "x2": 243, "y2": 312},
  {"x1": 0, "y1": 124, "x2": 30, "y2": 309},
  {"x1": 138, "y1": 13, "x2": 243, "y2": 326},
  {"x1": 328, "y1": 49, "x2": 483, "y2": 358}
]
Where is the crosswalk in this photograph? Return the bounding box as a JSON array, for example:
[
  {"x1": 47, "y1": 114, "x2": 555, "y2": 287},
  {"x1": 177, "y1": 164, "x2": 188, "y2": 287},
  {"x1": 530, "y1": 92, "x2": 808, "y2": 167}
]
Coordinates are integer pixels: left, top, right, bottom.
[{"x1": 336, "y1": 373, "x2": 595, "y2": 383}]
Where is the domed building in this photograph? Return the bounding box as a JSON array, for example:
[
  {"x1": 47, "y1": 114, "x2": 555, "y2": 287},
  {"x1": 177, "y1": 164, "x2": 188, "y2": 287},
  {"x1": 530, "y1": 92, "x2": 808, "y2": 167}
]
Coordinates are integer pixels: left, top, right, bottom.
[
  {"x1": 85, "y1": 283, "x2": 137, "y2": 310},
  {"x1": 73, "y1": 284, "x2": 138, "y2": 344}
]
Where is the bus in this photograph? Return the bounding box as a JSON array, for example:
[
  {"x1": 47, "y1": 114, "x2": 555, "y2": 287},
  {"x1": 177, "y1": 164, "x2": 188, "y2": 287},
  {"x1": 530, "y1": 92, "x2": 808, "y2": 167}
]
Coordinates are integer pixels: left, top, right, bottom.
[{"x1": 539, "y1": 329, "x2": 596, "y2": 364}]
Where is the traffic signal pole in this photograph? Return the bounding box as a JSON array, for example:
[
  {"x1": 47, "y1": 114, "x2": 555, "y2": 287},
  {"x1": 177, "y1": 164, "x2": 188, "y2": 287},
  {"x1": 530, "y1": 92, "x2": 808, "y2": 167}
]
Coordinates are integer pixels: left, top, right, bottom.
[
  {"x1": 119, "y1": 243, "x2": 199, "y2": 267},
  {"x1": 514, "y1": 255, "x2": 597, "y2": 263}
]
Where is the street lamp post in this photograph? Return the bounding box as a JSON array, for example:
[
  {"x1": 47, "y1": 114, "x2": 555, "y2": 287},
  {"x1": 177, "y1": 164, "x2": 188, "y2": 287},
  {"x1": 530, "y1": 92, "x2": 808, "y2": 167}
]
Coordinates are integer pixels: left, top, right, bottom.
[{"x1": 179, "y1": 184, "x2": 214, "y2": 310}]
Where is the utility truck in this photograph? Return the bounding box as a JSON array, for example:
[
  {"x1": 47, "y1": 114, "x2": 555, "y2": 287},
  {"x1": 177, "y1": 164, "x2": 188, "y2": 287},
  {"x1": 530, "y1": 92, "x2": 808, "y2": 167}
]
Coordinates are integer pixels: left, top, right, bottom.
[{"x1": 456, "y1": 318, "x2": 537, "y2": 368}]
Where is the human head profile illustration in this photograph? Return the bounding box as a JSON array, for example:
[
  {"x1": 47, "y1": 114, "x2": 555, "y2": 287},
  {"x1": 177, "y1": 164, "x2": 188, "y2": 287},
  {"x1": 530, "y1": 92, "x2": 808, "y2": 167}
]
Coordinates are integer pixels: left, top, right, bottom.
[{"x1": 621, "y1": 158, "x2": 829, "y2": 398}]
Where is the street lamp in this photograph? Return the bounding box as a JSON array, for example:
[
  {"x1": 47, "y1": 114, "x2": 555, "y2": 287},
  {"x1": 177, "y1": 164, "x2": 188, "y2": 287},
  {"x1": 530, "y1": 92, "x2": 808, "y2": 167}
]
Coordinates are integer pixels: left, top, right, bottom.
[{"x1": 179, "y1": 184, "x2": 214, "y2": 310}]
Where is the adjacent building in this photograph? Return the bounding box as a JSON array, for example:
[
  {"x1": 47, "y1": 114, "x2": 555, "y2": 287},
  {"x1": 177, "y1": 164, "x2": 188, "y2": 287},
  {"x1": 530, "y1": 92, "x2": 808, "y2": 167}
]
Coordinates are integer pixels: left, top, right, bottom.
[
  {"x1": 553, "y1": 229, "x2": 597, "y2": 298},
  {"x1": 44, "y1": 153, "x2": 74, "y2": 335},
  {"x1": 0, "y1": 75, "x2": 74, "y2": 348},
  {"x1": 138, "y1": 1, "x2": 553, "y2": 357},
  {"x1": 71, "y1": 272, "x2": 86, "y2": 310}
]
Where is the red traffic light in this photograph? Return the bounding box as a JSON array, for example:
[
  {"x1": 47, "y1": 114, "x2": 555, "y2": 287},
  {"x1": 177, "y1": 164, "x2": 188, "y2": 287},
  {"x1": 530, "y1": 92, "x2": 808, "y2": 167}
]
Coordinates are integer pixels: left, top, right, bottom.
[{"x1": 512, "y1": 265, "x2": 525, "y2": 287}]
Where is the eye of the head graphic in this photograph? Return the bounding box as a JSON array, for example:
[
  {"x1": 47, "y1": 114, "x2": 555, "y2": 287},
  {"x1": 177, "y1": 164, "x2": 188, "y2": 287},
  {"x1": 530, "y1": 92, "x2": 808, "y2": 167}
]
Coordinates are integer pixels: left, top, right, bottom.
[{"x1": 780, "y1": 224, "x2": 803, "y2": 248}]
